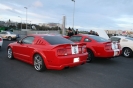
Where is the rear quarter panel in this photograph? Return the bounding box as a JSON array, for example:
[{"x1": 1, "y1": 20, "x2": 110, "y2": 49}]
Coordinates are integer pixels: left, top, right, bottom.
[
  {"x1": 80, "y1": 36, "x2": 104, "y2": 56},
  {"x1": 120, "y1": 40, "x2": 133, "y2": 51}
]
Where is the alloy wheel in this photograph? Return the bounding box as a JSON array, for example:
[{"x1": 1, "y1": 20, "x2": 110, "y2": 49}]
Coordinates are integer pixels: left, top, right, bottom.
[
  {"x1": 8, "y1": 48, "x2": 12, "y2": 59},
  {"x1": 124, "y1": 49, "x2": 130, "y2": 57},
  {"x1": 34, "y1": 55, "x2": 43, "y2": 71}
]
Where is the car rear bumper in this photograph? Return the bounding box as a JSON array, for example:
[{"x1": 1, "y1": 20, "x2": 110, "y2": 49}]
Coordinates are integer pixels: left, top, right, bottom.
[
  {"x1": 95, "y1": 49, "x2": 122, "y2": 58},
  {"x1": 0, "y1": 41, "x2": 3, "y2": 47},
  {"x1": 46, "y1": 53, "x2": 88, "y2": 70},
  {"x1": 47, "y1": 61, "x2": 86, "y2": 70}
]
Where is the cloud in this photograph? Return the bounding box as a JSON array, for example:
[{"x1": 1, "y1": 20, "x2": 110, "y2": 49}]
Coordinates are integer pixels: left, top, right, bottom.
[
  {"x1": 32, "y1": 0, "x2": 43, "y2": 7},
  {"x1": 0, "y1": 3, "x2": 12, "y2": 10},
  {"x1": 1, "y1": 0, "x2": 133, "y2": 30}
]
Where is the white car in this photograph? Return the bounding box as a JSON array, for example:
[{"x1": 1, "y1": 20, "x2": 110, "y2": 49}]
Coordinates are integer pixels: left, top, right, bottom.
[
  {"x1": 0, "y1": 31, "x2": 19, "y2": 41},
  {"x1": 110, "y1": 36, "x2": 133, "y2": 57},
  {"x1": 0, "y1": 36, "x2": 3, "y2": 49}
]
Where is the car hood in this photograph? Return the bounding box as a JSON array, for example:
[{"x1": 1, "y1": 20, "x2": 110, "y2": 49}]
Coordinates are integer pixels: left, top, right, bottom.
[{"x1": 93, "y1": 29, "x2": 109, "y2": 39}]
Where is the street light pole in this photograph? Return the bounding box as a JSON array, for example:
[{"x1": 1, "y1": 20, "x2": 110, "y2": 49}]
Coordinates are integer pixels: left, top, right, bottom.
[
  {"x1": 24, "y1": 7, "x2": 27, "y2": 30},
  {"x1": 72, "y1": 0, "x2": 75, "y2": 30},
  {"x1": 30, "y1": 21, "x2": 31, "y2": 30},
  {"x1": 18, "y1": 16, "x2": 22, "y2": 30}
]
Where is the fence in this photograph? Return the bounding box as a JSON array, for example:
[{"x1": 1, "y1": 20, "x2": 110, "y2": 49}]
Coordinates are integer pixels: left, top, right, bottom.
[{"x1": 13, "y1": 30, "x2": 60, "y2": 38}]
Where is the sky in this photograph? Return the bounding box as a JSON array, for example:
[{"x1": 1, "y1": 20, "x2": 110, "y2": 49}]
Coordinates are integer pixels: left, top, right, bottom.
[{"x1": 0, "y1": 0, "x2": 133, "y2": 31}]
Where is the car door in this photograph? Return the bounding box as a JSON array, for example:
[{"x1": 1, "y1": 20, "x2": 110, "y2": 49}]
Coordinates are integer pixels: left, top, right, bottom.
[{"x1": 13, "y1": 36, "x2": 35, "y2": 62}]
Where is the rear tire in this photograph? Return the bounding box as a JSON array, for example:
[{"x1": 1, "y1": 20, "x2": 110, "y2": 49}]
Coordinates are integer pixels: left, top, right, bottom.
[
  {"x1": 34, "y1": 54, "x2": 46, "y2": 72},
  {"x1": 122, "y1": 48, "x2": 133, "y2": 58},
  {"x1": 87, "y1": 50, "x2": 94, "y2": 63}
]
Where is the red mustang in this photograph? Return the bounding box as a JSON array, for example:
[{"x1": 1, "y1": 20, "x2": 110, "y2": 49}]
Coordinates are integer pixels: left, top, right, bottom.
[
  {"x1": 69, "y1": 34, "x2": 122, "y2": 62},
  {"x1": 7, "y1": 34, "x2": 88, "y2": 72}
]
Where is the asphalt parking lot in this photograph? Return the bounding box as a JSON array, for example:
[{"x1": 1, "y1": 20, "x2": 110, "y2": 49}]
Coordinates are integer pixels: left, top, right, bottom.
[{"x1": 0, "y1": 40, "x2": 133, "y2": 88}]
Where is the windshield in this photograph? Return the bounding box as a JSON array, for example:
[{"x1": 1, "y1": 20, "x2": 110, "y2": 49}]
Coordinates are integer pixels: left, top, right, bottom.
[
  {"x1": 89, "y1": 35, "x2": 109, "y2": 42},
  {"x1": 9, "y1": 32, "x2": 15, "y2": 34},
  {"x1": 43, "y1": 36, "x2": 74, "y2": 45}
]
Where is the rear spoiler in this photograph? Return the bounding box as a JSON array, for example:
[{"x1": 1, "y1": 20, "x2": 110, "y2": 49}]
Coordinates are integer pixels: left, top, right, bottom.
[{"x1": 52, "y1": 43, "x2": 86, "y2": 49}]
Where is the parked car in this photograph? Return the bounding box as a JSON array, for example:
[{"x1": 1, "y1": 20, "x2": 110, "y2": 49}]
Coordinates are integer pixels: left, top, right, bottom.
[
  {"x1": 110, "y1": 36, "x2": 133, "y2": 57},
  {"x1": 0, "y1": 36, "x2": 3, "y2": 49},
  {"x1": 69, "y1": 34, "x2": 122, "y2": 63},
  {"x1": 7, "y1": 34, "x2": 88, "y2": 72},
  {"x1": 0, "y1": 31, "x2": 19, "y2": 41}
]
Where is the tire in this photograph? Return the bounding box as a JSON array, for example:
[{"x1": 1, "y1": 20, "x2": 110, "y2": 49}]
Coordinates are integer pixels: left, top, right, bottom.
[
  {"x1": 33, "y1": 54, "x2": 46, "y2": 72},
  {"x1": 8, "y1": 36, "x2": 12, "y2": 41},
  {"x1": 122, "y1": 48, "x2": 133, "y2": 58},
  {"x1": 87, "y1": 50, "x2": 94, "y2": 63},
  {"x1": 7, "y1": 47, "x2": 14, "y2": 59}
]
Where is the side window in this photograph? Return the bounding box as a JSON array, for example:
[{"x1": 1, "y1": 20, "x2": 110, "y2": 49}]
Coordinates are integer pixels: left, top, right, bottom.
[
  {"x1": 84, "y1": 38, "x2": 91, "y2": 42},
  {"x1": 69, "y1": 36, "x2": 82, "y2": 42},
  {"x1": 22, "y1": 36, "x2": 34, "y2": 44}
]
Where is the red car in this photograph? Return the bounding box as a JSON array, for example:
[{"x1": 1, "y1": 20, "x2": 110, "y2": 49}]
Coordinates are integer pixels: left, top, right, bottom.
[
  {"x1": 69, "y1": 34, "x2": 122, "y2": 62},
  {"x1": 7, "y1": 34, "x2": 88, "y2": 72}
]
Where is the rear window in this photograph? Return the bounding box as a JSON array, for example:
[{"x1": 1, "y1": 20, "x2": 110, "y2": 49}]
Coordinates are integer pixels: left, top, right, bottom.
[
  {"x1": 43, "y1": 36, "x2": 74, "y2": 45},
  {"x1": 89, "y1": 35, "x2": 109, "y2": 42},
  {"x1": 69, "y1": 36, "x2": 82, "y2": 42},
  {"x1": 110, "y1": 37, "x2": 121, "y2": 42},
  {"x1": 126, "y1": 37, "x2": 133, "y2": 41}
]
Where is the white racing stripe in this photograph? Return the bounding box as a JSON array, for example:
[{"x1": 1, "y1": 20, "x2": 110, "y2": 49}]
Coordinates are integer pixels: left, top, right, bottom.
[
  {"x1": 71, "y1": 45, "x2": 79, "y2": 54},
  {"x1": 111, "y1": 42, "x2": 120, "y2": 56}
]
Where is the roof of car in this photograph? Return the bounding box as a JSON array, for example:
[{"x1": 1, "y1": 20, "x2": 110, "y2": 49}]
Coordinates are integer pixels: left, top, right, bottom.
[
  {"x1": 28, "y1": 34, "x2": 64, "y2": 37},
  {"x1": 1, "y1": 31, "x2": 11, "y2": 32},
  {"x1": 73, "y1": 34, "x2": 97, "y2": 37}
]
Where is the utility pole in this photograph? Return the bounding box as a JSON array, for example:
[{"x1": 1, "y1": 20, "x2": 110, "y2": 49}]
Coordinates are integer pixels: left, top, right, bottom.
[
  {"x1": 62, "y1": 16, "x2": 66, "y2": 35},
  {"x1": 18, "y1": 16, "x2": 22, "y2": 30},
  {"x1": 24, "y1": 7, "x2": 28, "y2": 30},
  {"x1": 72, "y1": 0, "x2": 75, "y2": 30}
]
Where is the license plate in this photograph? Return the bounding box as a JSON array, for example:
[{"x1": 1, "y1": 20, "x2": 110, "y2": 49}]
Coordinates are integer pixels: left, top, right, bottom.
[
  {"x1": 73, "y1": 57, "x2": 79, "y2": 63},
  {"x1": 114, "y1": 51, "x2": 119, "y2": 56}
]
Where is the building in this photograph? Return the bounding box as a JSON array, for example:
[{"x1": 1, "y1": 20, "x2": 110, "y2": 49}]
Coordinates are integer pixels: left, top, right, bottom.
[
  {"x1": 38, "y1": 23, "x2": 62, "y2": 28},
  {"x1": 105, "y1": 29, "x2": 133, "y2": 36}
]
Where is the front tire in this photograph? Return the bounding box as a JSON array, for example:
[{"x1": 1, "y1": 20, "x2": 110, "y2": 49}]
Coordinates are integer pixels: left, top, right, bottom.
[
  {"x1": 34, "y1": 54, "x2": 46, "y2": 72},
  {"x1": 7, "y1": 47, "x2": 14, "y2": 59},
  {"x1": 8, "y1": 36, "x2": 12, "y2": 41},
  {"x1": 123, "y1": 48, "x2": 133, "y2": 58}
]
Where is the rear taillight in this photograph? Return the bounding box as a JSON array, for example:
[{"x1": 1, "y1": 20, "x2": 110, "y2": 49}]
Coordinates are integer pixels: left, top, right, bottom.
[
  {"x1": 82, "y1": 45, "x2": 87, "y2": 53},
  {"x1": 57, "y1": 49, "x2": 67, "y2": 56},
  {"x1": 105, "y1": 44, "x2": 112, "y2": 50},
  {"x1": 0, "y1": 38, "x2": 2, "y2": 41},
  {"x1": 117, "y1": 44, "x2": 121, "y2": 49}
]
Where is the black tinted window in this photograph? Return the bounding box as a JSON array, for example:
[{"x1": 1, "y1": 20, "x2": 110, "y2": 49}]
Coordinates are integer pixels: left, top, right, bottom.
[
  {"x1": 22, "y1": 36, "x2": 34, "y2": 44},
  {"x1": 43, "y1": 36, "x2": 74, "y2": 45},
  {"x1": 69, "y1": 36, "x2": 82, "y2": 42},
  {"x1": 89, "y1": 35, "x2": 109, "y2": 42}
]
